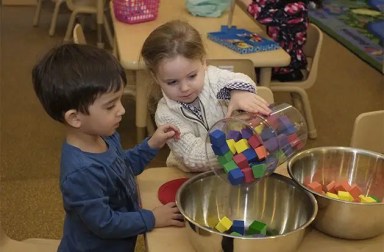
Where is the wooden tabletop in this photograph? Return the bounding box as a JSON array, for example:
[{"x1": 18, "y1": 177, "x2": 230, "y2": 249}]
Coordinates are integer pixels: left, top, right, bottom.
[
  {"x1": 137, "y1": 166, "x2": 384, "y2": 252},
  {"x1": 111, "y1": 0, "x2": 290, "y2": 70}
]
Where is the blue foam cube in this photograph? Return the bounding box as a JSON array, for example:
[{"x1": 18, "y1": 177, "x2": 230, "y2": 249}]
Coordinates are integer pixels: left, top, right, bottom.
[{"x1": 228, "y1": 168, "x2": 244, "y2": 185}]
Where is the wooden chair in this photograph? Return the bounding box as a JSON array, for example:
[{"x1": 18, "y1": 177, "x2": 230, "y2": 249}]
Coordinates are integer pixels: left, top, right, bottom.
[
  {"x1": 33, "y1": 0, "x2": 66, "y2": 36},
  {"x1": 350, "y1": 110, "x2": 384, "y2": 154},
  {"x1": 0, "y1": 222, "x2": 60, "y2": 252},
  {"x1": 269, "y1": 23, "x2": 323, "y2": 139},
  {"x1": 73, "y1": 23, "x2": 87, "y2": 44},
  {"x1": 207, "y1": 59, "x2": 274, "y2": 104},
  {"x1": 65, "y1": 0, "x2": 113, "y2": 48}
]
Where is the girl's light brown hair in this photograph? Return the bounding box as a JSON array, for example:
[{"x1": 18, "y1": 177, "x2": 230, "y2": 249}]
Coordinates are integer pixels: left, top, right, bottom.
[{"x1": 140, "y1": 20, "x2": 206, "y2": 113}]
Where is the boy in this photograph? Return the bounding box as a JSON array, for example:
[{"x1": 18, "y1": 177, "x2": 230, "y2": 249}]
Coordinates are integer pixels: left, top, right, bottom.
[{"x1": 32, "y1": 44, "x2": 184, "y2": 252}]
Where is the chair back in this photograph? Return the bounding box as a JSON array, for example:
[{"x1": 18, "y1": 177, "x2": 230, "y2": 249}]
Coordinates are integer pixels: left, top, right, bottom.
[
  {"x1": 73, "y1": 23, "x2": 87, "y2": 45},
  {"x1": 302, "y1": 23, "x2": 323, "y2": 88},
  {"x1": 350, "y1": 110, "x2": 384, "y2": 154},
  {"x1": 206, "y1": 59, "x2": 274, "y2": 104}
]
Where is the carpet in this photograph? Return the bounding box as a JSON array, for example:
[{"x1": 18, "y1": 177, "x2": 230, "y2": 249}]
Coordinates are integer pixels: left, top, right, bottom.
[{"x1": 309, "y1": 0, "x2": 384, "y2": 73}]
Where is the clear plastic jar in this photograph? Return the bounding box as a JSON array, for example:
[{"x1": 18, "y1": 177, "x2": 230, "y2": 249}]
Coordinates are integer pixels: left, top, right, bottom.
[{"x1": 207, "y1": 103, "x2": 308, "y2": 186}]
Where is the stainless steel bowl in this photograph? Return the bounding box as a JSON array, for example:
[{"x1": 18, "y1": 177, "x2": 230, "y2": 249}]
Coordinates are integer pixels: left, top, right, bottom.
[
  {"x1": 176, "y1": 171, "x2": 317, "y2": 252},
  {"x1": 287, "y1": 146, "x2": 384, "y2": 239}
]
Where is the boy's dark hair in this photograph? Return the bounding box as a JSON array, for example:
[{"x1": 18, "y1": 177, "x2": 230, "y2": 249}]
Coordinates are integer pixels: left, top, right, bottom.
[{"x1": 32, "y1": 43, "x2": 127, "y2": 123}]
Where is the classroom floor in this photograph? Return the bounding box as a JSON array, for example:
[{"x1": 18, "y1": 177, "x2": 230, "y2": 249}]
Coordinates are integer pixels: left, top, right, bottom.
[{"x1": 1, "y1": 4, "x2": 383, "y2": 252}]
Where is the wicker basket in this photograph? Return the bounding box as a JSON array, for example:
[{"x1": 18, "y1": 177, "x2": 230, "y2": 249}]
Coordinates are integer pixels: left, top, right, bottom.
[{"x1": 113, "y1": 0, "x2": 160, "y2": 24}]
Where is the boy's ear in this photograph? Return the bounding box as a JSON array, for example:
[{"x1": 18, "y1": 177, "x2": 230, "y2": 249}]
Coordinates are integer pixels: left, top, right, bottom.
[{"x1": 64, "y1": 109, "x2": 81, "y2": 128}]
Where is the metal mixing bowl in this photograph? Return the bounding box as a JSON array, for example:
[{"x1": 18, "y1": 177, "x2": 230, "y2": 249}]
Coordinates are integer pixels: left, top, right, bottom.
[
  {"x1": 176, "y1": 171, "x2": 317, "y2": 252},
  {"x1": 287, "y1": 146, "x2": 384, "y2": 239}
]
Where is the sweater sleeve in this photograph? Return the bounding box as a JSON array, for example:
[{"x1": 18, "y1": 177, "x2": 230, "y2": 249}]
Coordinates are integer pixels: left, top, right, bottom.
[
  {"x1": 61, "y1": 167, "x2": 156, "y2": 239},
  {"x1": 155, "y1": 101, "x2": 219, "y2": 172}
]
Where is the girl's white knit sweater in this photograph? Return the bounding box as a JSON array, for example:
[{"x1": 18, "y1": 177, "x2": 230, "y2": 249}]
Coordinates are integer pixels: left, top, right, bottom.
[{"x1": 155, "y1": 65, "x2": 257, "y2": 172}]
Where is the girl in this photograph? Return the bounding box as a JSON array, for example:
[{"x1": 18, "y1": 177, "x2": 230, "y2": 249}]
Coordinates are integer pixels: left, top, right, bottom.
[
  {"x1": 239, "y1": 0, "x2": 322, "y2": 82},
  {"x1": 140, "y1": 20, "x2": 272, "y2": 172}
]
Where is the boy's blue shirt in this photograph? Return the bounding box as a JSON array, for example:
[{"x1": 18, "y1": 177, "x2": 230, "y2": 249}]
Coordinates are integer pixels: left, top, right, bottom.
[{"x1": 58, "y1": 132, "x2": 158, "y2": 252}]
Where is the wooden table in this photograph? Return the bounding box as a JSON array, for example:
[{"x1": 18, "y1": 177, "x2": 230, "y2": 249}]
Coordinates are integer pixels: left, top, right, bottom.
[
  {"x1": 111, "y1": 0, "x2": 291, "y2": 141},
  {"x1": 137, "y1": 167, "x2": 384, "y2": 252}
]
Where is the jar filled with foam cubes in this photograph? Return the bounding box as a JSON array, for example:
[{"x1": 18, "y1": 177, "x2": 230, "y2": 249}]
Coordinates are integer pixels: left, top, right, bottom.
[{"x1": 207, "y1": 103, "x2": 308, "y2": 186}]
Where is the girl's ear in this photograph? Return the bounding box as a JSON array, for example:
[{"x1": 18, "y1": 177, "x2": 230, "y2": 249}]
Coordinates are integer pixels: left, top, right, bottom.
[{"x1": 64, "y1": 109, "x2": 82, "y2": 128}]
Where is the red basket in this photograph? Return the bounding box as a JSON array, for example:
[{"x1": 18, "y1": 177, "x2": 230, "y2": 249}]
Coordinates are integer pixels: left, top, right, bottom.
[{"x1": 113, "y1": 0, "x2": 160, "y2": 24}]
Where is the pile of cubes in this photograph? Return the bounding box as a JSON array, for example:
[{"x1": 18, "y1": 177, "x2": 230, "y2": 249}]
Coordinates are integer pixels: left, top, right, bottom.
[
  {"x1": 215, "y1": 216, "x2": 269, "y2": 237},
  {"x1": 209, "y1": 114, "x2": 303, "y2": 185},
  {"x1": 306, "y1": 180, "x2": 382, "y2": 203}
]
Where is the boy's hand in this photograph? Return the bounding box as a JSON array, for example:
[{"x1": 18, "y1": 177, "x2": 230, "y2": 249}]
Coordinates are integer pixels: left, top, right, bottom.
[
  {"x1": 148, "y1": 124, "x2": 180, "y2": 149},
  {"x1": 152, "y1": 202, "x2": 185, "y2": 228},
  {"x1": 226, "y1": 90, "x2": 272, "y2": 118}
]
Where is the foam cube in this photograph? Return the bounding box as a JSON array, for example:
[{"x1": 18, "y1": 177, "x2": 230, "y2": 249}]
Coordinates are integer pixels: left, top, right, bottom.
[
  {"x1": 247, "y1": 220, "x2": 267, "y2": 235},
  {"x1": 218, "y1": 151, "x2": 233, "y2": 166},
  {"x1": 209, "y1": 129, "x2": 227, "y2": 147},
  {"x1": 338, "y1": 191, "x2": 354, "y2": 201},
  {"x1": 251, "y1": 163, "x2": 267, "y2": 178},
  {"x1": 215, "y1": 216, "x2": 233, "y2": 233},
  {"x1": 248, "y1": 135, "x2": 261, "y2": 149},
  {"x1": 278, "y1": 115, "x2": 294, "y2": 132},
  {"x1": 226, "y1": 139, "x2": 236, "y2": 154},
  {"x1": 241, "y1": 127, "x2": 254, "y2": 139},
  {"x1": 232, "y1": 220, "x2": 245, "y2": 235},
  {"x1": 348, "y1": 184, "x2": 363, "y2": 199},
  {"x1": 254, "y1": 146, "x2": 267, "y2": 161},
  {"x1": 234, "y1": 139, "x2": 249, "y2": 153},
  {"x1": 263, "y1": 137, "x2": 278, "y2": 152},
  {"x1": 223, "y1": 160, "x2": 238, "y2": 173},
  {"x1": 228, "y1": 168, "x2": 245, "y2": 185},
  {"x1": 227, "y1": 130, "x2": 242, "y2": 141},
  {"x1": 242, "y1": 167, "x2": 255, "y2": 183},
  {"x1": 335, "y1": 181, "x2": 351, "y2": 192},
  {"x1": 242, "y1": 148, "x2": 257, "y2": 163},
  {"x1": 326, "y1": 192, "x2": 339, "y2": 199},
  {"x1": 260, "y1": 127, "x2": 274, "y2": 141},
  {"x1": 277, "y1": 134, "x2": 289, "y2": 149},
  {"x1": 233, "y1": 153, "x2": 248, "y2": 168},
  {"x1": 359, "y1": 195, "x2": 377, "y2": 203},
  {"x1": 324, "y1": 180, "x2": 336, "y2": 194},
  {"x1": 254, "y1": 124, "x2": 264, "y2": 135},
  {"x1": 306, "y1": 181, "x2": 323, "y2": 194},
  {"x1": 211, "y1": 144, "x2": 230, "y2": 156}
]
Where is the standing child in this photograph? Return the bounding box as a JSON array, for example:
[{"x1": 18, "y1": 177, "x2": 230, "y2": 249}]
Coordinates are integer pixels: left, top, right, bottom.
[
  {"x1": 32, "y1": 44, "x2": 184, "y2": 252},
  {"x1": 141, "y1": 20, "x2": 272, "y2": 173},
  {"x1": 239, "y1": 0, "x2": 322, "y2": 82}
]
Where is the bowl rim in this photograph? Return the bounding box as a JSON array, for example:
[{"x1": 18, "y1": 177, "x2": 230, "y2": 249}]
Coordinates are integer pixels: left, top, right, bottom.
[
  {"x1": 287, "y1": 146, "x2": 384, "y2": 205},
  {"x1": 175, "y1": 170, "x2": 318, "y2": 239}
]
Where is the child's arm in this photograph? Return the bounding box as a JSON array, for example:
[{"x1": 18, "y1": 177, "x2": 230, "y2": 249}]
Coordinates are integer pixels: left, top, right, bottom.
[
  {"x1": 147, "y1": 124, "x2": 181, "y2": 149},
  {"x1": 226, "y1": 90, "x2": 271, "y2": 118},
  {"x1": 152, "y1": 202, "x2": 184, "y2": 228},
  {"x1": 207, "y1": 66, "x2": 271, "y2": 117}
]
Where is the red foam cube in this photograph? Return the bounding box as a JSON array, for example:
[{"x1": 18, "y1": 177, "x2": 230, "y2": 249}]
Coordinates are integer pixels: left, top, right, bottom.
[
  {"x1": 242, "y1": 167, "x2": 255, "y2": 183},
  {"x1": 248, "y1": 135, "x2": 261, "y2": 149},
  {"x1": 306, "y1": 181, "x2": 323, "y2": 194},
  {"x1": 233, "y1": 153, "x2": 248, "y2": 169},
  {"x1": 324, "y1": 180, "x2": 336, "y2": 193},
  {"x1": 335, "y1": 180, "x2": 351, "y2": 192},
  {"x1": 348, "y1": 184, "x2": 363, "y2": 199}
]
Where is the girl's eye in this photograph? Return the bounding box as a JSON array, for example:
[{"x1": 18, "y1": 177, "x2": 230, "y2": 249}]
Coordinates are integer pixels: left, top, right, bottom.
[
  {"x1": 166, "y1": 80, "x2": 178, "y2": 85},
  {"x1": 188, "y1": 74, "x2": 197, "y2": 79}
]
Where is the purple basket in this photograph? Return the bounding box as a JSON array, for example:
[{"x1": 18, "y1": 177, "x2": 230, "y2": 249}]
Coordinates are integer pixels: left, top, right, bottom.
[{"x1": 113, "y1": 0, "x2": 159, "y2": 24}]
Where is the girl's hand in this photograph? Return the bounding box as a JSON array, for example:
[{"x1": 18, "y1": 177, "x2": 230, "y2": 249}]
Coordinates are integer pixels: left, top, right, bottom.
[
  {"x1": 152, "y1": 202, "x2": 185, "y2": 228},
  {"x1": 226, "y1": 90, "x2": 271, "y2": 118},
  {"x1": 148, "y1": 124, "x2": 180, "y2": 149}
]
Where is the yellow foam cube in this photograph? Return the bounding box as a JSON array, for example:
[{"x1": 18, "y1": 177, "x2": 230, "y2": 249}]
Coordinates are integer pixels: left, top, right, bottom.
[
  {"x1": 226, "y1": 139, "x2": 236, "y2": 154},
  {"x1": 215, "y1": 216, "x2": 233, "y2": 233},
  {"x1": 254, "y1": 125, "x2": 264, "y2": 135},
  {"x1": 338, "y1": 191, "x2": 354, "y2": 201},
  {"x1": 234, "y1": 139, "x2": 249, "y2": 153},
  {"x1": 359, "y1": 195, "x2": 376, "y2": 203},
  {"x1": 326, "y1": 192, "x2": 339, "y2": 200}
]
